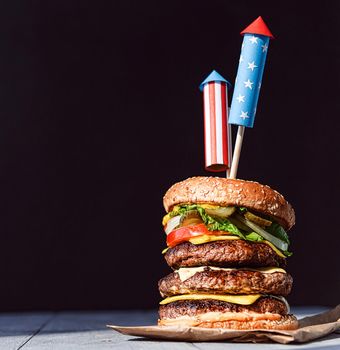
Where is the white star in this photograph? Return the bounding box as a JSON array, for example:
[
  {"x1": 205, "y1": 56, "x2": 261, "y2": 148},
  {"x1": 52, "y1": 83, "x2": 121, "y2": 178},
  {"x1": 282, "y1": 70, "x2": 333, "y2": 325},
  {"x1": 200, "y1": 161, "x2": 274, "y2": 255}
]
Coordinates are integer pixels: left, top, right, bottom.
[
  {"x1": 247, "y1": 61, "x2": 257, "y2": 71},
  {"x1": 262, "y1": 43, "x2": 268, "y2": 52},
  {"x1": 244, "y1": 79, "x2": 253, "y2": 89},
  {"x1": 236, "y1": 94, "x2": 245, "y2": 103},
  {"x1": 240, "y1": 111, "x2": 249, "y2": 120},
  {"x1": 249, "y1": 36, "x2": 258, "y2": 44},
  {"x1": 258, "y1": 82, "x2": 261, "y2": 89},
  {"x1": 239, "y1": 55, "x2": 244, "y2": 63},
  {"x1": 242, "y1": 42, "x2": 245, "y2": 49}
]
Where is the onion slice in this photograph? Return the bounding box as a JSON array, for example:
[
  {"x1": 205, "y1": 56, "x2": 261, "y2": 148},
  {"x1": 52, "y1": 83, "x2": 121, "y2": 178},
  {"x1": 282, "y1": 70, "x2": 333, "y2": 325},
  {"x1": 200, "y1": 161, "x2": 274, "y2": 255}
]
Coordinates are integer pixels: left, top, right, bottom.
[
  {"x1": 164, "y1": 215, "x2": 182, "y2": 235},
  {"x1": 234, "y1": 214, "x2": 288, "y2": 252}
]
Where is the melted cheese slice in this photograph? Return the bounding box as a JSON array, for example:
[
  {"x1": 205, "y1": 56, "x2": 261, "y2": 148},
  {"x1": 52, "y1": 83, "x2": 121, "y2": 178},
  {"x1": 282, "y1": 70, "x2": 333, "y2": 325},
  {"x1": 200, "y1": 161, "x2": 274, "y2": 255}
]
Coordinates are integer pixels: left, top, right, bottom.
[
  {"x1": 159, "y1": 293, "x2": 262, "y2": 305},
  {"x1": 162, "y1": 213, "x2": 172, "y2": 226},
  {"x1": 188, "y1": 234, "x2": 240, "y2": 244},
  {"x1": 263, "y1": 241, "x2": 286, "y2": 258},
  {"x1": 177, "y1": 266, "x2": 286, "y2": 282}
]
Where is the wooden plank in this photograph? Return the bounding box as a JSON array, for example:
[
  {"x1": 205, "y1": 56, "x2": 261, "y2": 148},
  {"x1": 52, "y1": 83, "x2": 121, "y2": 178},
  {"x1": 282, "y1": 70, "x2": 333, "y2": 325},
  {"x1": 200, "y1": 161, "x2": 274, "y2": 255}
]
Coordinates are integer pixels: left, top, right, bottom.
[
  {"x1": 0, "y1": 312, "x2": 52, "y2": 350},
  {"x1": 22, "y1": 311, "x2": 197, "y2": 349},
  {"x1": 7, "y1": 307, "x2": 340, "y2": 349}
]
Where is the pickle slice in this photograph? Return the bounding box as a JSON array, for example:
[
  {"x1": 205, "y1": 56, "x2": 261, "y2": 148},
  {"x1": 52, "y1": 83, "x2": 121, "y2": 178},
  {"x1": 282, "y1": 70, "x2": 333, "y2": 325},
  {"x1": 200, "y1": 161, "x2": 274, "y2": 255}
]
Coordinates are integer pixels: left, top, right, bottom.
[
  {"x1": 204, "y1": 206, "x2": 235, "y2": 218},
  {"x1": 244, "y1": 211, "x2": 272, "y2": 227}
]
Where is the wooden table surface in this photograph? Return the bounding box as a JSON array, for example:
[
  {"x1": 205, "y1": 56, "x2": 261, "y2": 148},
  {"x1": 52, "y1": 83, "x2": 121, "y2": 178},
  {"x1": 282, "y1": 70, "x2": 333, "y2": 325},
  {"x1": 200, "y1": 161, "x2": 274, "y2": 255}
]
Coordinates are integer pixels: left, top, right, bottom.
[{"x1": 1, "y1": 307, "x2": 339, "y2": 349}]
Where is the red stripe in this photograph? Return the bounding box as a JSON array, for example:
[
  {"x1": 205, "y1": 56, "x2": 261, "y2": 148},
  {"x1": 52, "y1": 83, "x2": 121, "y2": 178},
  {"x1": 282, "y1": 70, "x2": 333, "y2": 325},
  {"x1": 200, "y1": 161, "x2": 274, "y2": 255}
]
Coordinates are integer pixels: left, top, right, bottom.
[
  {"x1": 208, "y1": 83, "x2": 217, "y2": 165},
  {"x1": 203, "y1": 89, "x2": 207, "y2": 167},
  {"x1": 220, "y1": 83, "x2": 229, "y2": 166}
]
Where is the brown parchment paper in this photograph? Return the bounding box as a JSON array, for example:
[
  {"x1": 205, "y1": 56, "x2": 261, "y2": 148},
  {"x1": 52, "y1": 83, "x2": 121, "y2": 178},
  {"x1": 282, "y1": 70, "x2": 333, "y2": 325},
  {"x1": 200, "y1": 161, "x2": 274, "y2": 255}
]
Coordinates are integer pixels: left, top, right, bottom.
[{"x1": 108, "y1": 304, "x2": 340, "y2": 344}]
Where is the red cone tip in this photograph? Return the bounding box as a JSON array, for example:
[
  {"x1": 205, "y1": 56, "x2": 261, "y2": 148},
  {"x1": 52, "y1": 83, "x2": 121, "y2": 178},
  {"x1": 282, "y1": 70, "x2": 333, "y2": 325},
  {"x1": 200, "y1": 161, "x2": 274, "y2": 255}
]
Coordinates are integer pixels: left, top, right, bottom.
[{"x1": 240, "y1": 16, "x2": 274, "y2": 39}]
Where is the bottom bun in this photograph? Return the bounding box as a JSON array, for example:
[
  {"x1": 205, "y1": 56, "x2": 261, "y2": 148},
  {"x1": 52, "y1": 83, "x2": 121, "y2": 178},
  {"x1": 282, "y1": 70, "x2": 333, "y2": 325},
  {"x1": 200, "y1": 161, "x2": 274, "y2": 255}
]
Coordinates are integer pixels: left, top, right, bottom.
[
  {"x1": 158, "y1": 314, "x2": 298, "y2": 330},
  {"x1": 158, "y1": 298, "x2": 298, "y2": 330}
]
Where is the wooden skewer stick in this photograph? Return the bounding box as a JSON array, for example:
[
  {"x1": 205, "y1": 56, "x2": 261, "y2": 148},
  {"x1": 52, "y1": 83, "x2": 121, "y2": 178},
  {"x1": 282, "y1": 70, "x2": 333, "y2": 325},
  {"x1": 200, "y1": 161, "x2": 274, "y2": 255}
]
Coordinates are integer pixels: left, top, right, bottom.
[
  {"x1": 226, "y1": 165, "x2": 230, "y2": 178},
  {"x1": 226, "y1": 120, "x2": 233, "y2": 178},
  {"x1": 229, "y1": 126, "x2": 245, "y2": 179}
]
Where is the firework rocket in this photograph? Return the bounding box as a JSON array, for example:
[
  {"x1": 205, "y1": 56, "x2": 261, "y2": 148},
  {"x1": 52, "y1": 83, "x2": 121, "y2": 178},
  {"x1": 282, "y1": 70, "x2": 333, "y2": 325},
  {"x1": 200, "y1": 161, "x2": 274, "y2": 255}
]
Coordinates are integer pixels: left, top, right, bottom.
[
  {"x1": 228, "y1": 16, "x2": 274, "y2": 178},
  {"x1": 229, "y1": 16, "x2": 274, "y2": 127},
  {"x1": 199, "y1": 70, "x2": 232, "y2": 173}
]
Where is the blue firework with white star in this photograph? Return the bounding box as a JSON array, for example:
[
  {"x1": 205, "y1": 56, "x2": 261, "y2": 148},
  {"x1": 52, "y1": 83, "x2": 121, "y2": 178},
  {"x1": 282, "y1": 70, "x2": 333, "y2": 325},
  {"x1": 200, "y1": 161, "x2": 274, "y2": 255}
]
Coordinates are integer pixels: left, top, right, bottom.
[{"x1": 229, "y1": 33, "x2": 270, "y2": 128}]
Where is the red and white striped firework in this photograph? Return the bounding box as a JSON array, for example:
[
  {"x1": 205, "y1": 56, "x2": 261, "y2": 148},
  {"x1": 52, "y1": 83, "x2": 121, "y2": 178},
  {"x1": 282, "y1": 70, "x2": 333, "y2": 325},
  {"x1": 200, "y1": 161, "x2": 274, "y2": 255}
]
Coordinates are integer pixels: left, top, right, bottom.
[{"x1": 199, "y1": 70, "x2": 232, "y2": 173}]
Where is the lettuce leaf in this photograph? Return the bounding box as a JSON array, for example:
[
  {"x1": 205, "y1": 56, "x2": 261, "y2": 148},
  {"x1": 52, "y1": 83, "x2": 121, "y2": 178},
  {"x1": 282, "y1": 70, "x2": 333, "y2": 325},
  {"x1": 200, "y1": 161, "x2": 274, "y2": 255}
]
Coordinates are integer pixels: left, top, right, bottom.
[{"x1": 245, "y1": 232, "x2": 264, "y2": 242}]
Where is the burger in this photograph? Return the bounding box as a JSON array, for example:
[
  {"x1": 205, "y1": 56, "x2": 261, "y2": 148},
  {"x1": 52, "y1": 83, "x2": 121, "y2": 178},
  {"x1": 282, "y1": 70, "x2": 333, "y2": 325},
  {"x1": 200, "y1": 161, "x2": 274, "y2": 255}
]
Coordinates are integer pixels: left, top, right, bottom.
[{"x1": 158, "y1": 176, "x2": 298, "y2": 330}]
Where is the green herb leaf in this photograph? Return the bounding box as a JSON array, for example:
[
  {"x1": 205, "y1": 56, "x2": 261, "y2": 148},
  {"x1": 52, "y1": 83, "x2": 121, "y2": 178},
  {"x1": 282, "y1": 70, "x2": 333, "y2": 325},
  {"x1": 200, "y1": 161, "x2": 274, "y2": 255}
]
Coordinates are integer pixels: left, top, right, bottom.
[{"x1": 266, "y1": 222, "x2": 290, "y2": 244}]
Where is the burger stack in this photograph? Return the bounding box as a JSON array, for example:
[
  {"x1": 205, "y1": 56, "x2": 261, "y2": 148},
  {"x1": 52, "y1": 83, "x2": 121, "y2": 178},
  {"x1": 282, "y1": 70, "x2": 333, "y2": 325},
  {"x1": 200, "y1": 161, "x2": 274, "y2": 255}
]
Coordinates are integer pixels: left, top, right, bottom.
[{"x1": 158, "y1": 176, "x2": 298, "y2": 330}]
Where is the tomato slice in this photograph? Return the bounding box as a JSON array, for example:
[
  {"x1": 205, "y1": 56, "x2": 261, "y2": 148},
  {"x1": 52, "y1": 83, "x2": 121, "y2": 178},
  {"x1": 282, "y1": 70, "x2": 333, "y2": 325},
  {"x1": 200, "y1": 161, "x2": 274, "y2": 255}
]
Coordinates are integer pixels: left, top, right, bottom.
[{"x1": 166, "y1": 224, "x2": 210, "y2": 247}]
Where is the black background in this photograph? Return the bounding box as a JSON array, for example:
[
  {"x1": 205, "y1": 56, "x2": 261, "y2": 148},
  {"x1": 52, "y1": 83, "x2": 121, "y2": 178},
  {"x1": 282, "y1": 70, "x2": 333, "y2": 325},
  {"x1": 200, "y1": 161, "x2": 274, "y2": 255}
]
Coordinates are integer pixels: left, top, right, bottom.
[{"x1": 0, "y1": 1, "x2": 339, "y2": 311}]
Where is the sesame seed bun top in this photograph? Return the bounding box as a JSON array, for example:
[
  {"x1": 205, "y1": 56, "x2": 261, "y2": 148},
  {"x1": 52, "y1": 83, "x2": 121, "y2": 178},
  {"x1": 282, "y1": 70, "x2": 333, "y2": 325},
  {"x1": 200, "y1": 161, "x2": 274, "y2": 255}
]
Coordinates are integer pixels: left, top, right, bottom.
[{"x1": 163, "y1": 177, "x2": 295, "y2": 230}]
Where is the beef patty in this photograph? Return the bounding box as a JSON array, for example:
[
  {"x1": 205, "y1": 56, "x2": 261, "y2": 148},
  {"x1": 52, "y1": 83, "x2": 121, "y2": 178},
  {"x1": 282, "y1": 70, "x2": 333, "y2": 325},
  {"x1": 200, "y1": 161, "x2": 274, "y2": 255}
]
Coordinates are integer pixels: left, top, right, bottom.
[
  {"x1": 159, "y1": 296, "x2": 288, "y2": 320},
  {"x1": 158, "y1": 267, "x2": 292, "y2": 297},
  {"x1": 165, "y1": 240, "x2": 286, "y2": 269}
]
